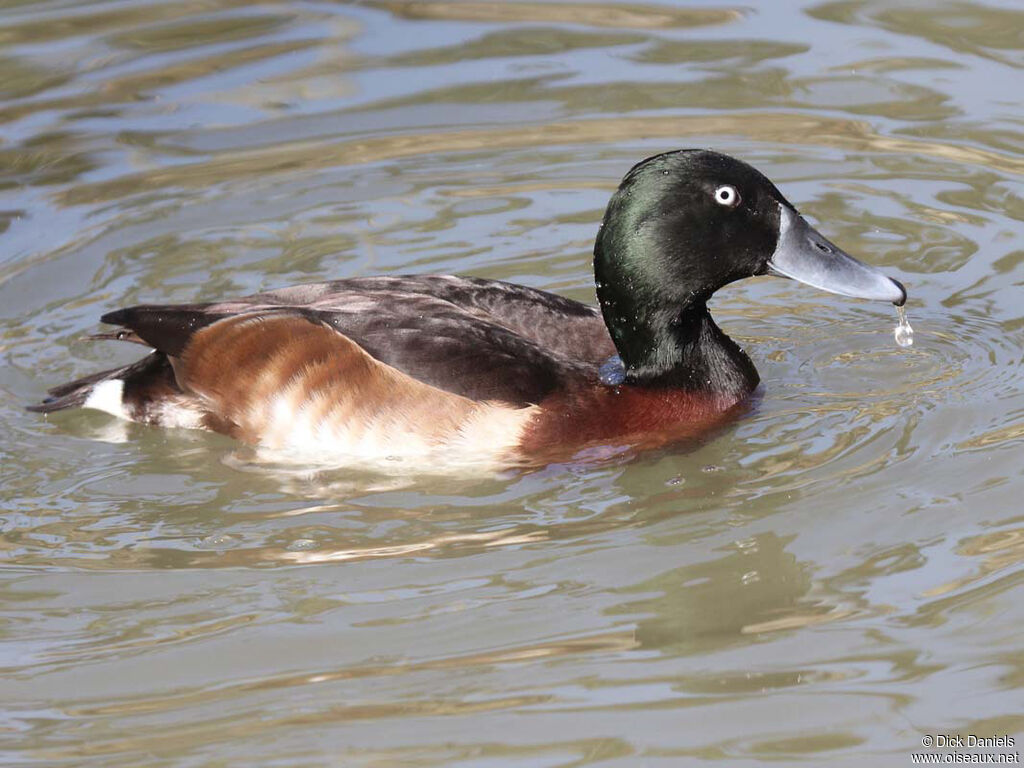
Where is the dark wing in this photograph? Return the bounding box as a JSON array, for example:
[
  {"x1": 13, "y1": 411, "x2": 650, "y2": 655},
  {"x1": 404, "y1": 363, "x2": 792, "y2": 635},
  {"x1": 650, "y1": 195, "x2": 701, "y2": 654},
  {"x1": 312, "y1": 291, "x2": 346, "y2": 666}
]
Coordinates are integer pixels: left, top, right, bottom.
[
  {"x1": 99, "y1": 275, "x2": 615, "y2": 406},
  {"x1": 254, "y1": 275, "x2": 615, "y2": 364}
]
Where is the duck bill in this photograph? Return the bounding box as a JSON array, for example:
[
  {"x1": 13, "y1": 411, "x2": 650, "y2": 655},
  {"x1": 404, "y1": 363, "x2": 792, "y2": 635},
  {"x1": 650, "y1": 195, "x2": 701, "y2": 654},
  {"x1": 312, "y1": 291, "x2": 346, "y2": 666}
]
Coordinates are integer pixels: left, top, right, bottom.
[{"x1": 768, "y1": 205, "x2": 906, "y2": 306}]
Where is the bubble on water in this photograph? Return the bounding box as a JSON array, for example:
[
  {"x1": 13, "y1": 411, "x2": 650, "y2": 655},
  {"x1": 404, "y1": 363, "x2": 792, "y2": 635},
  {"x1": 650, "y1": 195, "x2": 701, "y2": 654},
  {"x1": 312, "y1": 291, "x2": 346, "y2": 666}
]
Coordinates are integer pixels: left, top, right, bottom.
[
  {"x1": 199, "y1": 533, "x2": 238, "y2": 550},
  {"x1": 287, "y1": 538, "x2": 317, "y2": 551},
  {"x1": 894, "y1": 305, "x2": 914, "y2": 348}
]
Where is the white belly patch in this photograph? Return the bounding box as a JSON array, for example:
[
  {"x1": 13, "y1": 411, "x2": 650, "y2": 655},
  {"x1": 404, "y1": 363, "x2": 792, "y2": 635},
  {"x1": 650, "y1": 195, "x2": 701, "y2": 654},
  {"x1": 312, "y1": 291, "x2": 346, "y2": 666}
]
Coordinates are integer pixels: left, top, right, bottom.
[{"x1": 249, "y1": 385, "x2": 539, "y2": 470}]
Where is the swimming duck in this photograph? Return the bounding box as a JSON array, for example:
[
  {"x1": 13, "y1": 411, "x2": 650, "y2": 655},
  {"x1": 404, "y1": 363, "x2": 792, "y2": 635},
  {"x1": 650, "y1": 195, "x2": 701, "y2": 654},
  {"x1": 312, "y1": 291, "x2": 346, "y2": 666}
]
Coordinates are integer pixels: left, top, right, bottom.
[{"x1": 30, "y1": 150, "x2": 906, "y2": 467}]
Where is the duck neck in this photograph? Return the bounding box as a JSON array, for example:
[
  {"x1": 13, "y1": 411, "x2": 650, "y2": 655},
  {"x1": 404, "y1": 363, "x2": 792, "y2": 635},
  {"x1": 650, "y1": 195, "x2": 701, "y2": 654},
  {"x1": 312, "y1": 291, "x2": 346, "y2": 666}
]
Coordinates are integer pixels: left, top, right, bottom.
[{"x1": 595, "y1": 268, "x2": 759, "y2": 401}]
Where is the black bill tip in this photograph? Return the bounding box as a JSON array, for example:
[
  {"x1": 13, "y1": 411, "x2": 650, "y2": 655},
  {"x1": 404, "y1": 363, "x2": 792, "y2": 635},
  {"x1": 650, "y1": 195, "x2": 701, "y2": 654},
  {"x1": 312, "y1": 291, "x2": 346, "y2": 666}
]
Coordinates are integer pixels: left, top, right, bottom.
[{"x1": 890, "y1": 279, "x2": 907, "y2": 307}]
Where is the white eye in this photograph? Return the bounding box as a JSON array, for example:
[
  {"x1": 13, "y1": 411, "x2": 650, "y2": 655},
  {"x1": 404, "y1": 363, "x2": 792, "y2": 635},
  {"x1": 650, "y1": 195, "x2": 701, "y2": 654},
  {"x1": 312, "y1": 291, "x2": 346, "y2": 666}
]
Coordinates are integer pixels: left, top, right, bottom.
[{"x1": 714, "y1": 184, "x2": 740, "y2": 207}]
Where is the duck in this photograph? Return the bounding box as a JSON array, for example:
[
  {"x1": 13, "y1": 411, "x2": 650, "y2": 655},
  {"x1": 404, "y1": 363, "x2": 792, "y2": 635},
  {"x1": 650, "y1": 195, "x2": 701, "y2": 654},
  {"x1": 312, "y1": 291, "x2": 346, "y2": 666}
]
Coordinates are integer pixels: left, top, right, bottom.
[{"x1": 29, "y1": 149, "x2": 906, "y2": 468}]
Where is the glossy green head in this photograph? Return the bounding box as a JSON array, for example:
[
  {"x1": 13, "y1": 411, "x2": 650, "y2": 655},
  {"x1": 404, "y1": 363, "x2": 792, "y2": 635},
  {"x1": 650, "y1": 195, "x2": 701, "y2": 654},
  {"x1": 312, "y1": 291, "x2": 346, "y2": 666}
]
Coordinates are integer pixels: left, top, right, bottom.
[{"x1": 593, "y1": 149, "x2": 905, "y2": 392}]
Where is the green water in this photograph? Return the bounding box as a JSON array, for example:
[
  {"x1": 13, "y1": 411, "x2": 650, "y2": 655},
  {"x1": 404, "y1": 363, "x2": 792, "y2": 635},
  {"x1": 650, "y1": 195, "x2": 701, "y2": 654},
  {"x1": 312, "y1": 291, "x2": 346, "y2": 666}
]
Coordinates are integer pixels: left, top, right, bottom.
[{"x1": 1, "y1": 1, "x2": 1022, "y2": 765}]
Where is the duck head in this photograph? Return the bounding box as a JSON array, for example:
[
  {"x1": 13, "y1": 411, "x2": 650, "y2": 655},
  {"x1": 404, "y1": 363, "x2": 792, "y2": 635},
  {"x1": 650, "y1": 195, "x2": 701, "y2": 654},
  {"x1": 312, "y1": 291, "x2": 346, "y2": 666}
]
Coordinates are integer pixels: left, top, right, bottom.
[{"x1": 593, "y1": 149, "x2": 906, "y2": 395}]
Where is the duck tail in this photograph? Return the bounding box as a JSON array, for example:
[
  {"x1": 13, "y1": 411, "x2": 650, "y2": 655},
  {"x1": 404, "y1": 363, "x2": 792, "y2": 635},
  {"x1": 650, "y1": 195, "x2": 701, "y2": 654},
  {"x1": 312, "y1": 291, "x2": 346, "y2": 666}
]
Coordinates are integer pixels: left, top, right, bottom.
[{"x1": 27, "y1": 352, "x2": 176, "y2": 416}]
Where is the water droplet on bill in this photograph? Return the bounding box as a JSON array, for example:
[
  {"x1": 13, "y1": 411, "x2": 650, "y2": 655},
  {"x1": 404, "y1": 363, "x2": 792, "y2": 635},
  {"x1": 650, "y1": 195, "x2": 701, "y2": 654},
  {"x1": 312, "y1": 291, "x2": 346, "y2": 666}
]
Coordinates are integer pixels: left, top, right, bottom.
[{"x1": 894, "y1": 304, "x2": 914, "y2": 347}]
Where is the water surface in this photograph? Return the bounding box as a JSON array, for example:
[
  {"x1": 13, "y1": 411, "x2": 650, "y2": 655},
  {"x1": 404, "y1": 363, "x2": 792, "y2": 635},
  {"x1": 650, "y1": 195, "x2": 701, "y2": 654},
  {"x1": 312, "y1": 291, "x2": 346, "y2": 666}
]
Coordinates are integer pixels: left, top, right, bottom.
[{"x1": 1, "y1": 1, "x2": 1022, "y2": 765}]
